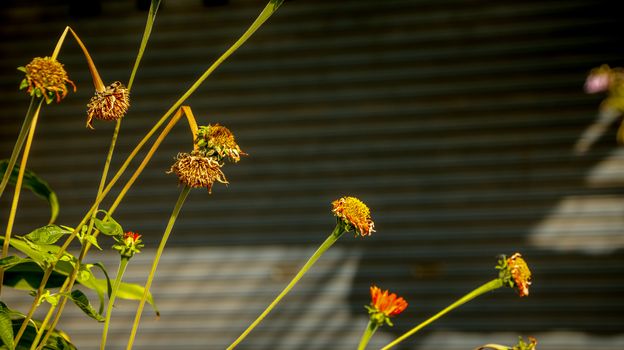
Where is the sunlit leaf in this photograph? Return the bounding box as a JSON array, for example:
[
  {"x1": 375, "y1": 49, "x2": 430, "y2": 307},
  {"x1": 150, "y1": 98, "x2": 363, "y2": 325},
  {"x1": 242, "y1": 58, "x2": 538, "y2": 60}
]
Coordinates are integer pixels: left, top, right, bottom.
[
  {"x1": 67, "y1": 290, "x2": 104, "y2": 322},
  {"x1": 24, "y1": 225, "x2": 71, "y2": 245},
  {"x1": 0, "y1": 302, "x2": 14, "y2": 350},
  {"x1": 2, "y1": 318, "x2": 77, "y2": 350},
  {"x1": 0, "y1": 159, "x2": 59, "y2": 224},
  {"x1": 93, "y1": 210, "x2": 123, "y2": 237}
]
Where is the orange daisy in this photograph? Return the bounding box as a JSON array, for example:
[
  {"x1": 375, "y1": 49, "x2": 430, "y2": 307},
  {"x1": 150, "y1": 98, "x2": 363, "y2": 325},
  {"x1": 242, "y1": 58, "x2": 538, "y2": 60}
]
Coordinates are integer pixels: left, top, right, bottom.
[{"x1": 366, "y1": 285, "x2": 408, "y2": 327}]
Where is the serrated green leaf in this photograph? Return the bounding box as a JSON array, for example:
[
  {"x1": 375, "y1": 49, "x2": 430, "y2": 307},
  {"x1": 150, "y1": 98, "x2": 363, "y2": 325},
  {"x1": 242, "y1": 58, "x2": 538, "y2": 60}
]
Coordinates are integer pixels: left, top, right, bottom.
[
  {"x1": 93, "y1": 211, "x2": 123, "y2": 236},
  {"x1": 67, "y1": 290, "x2": 104, "y2": 322},
  {"x1": 25, "y1": 225, "x2": 71, "y2": 245},
  {"x1": 0, "y1": 302, "x2": 14, "y2": 350},
  {"x1": 0, "y1": 160, "x2": 59, "y2": 224}
]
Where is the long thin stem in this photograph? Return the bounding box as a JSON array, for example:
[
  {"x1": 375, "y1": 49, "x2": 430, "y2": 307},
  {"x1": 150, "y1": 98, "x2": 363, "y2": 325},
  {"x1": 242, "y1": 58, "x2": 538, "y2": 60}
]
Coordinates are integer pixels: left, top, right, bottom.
[
  {"x1": 16, "y1": 0, "x2": 283, "y2": 339},
  {"x1": 128, "y1": 0, "x2": 161, "y2": 91},
  {"x1": 27, "y1": 278, "x2": 71, "y2": 350},
  {"x1": 357, "y1": 320, "x2": 379, "y2": 350},
  {"x1": 1, "y1": 98, "x2": 44, "y2": 295},
  {"x1": 0, "y1": 96, "x2": 37, "y2": 200},
  {"x1": 100, "y1": 257, "x2": 130, "y2": 350},
  {"x1": 36, "y1": 119, "x2": 122, "y2": 350},
  {"x1": 126, "y1": 186, "x2": 191, "y2": 350},
  {"x1": 380, "y1": 279, "x2": 504, "y2": 350},
  {"x1": 226, "y1": 224, "x2": 344, "y2": 350}
]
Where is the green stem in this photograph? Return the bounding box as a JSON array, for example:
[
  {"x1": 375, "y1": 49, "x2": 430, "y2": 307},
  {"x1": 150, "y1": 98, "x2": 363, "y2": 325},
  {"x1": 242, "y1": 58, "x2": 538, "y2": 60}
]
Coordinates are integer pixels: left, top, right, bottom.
[
  {"x1": 0, "y1": 96, "x2": 37, "y2": 200},
  {"x1": 100, "y1": 257, "x2": 130, "y2": 350},
  {"x1": 127, "y1": 0, "x2": 161, "y2": 91},
  {"x1": 36, "y1": 119, "x2": 123, "y2": 350},
  {"x1": 15, "y1": 0, "x2": 283, "y2": 340},
  {"x1": 380, "y1": 279, "x2": 504, "y2": 350},
  {"x1": 126, "y1": 186, "x2": 191, "y2": 350},
  {"x1": 357, "y1": 320, "x2": 379, "y2": 350},
  {"x1": 226, "y1": 224, "x2": 344, "y2": 350},
  {"x1": 27, "y1": 277, "x2": 70, "y2": 350},
  {"x1": 1, "y1": 98, "x2": 44, "y2": 296}
]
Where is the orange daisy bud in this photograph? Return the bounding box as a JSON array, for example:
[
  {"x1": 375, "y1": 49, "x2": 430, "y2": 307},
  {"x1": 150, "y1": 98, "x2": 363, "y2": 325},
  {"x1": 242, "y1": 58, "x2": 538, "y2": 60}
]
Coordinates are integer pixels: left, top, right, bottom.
[
  {"x1": 113, "y1": 231, "x2": 144, "y2": 259},
  {"x1": 169, "y1": 151, "x2": 228, "y2": 193},
  {"x1": 366, "y1": 285, "x2": 407, "y2": 327},
  {"x1": 18, "y1": 56, "x2": 76, "y2": 104},
  {"x1": 331, "y1": 196, "x2": 375, "y2": 236}
]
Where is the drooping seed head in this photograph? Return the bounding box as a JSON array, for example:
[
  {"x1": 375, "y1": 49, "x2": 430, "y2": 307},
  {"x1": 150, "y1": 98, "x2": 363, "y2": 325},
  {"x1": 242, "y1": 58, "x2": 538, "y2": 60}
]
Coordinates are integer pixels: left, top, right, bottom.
[
  {"x1": 86, "y1": 81, "x2": 130, "y2": 129},
  {"x1": 169, "y1": 151, "x2": 228, "y2": 193}
]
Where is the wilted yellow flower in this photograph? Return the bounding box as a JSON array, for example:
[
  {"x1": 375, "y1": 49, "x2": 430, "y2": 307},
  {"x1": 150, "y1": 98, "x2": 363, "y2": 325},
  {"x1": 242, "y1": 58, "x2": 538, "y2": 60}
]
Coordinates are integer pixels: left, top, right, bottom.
[
  {"x1": 195, "y1": 124, "x2": 245, "y2": 162},
  {"x1": 169, "y1": 151, "x2": 228, "y2": 193},
  {"x1": 498, "y1": 253, "x2": 532, "y2": 297},
  {"x1": 19, "y1": 56, "x2": 75, "y2": 104},
  {"x1": 332, "y1": 196, "x2": 375, "y2": 236},
  {"x1": 86, "y1": 81, "x2": 130, "y2": 128}
]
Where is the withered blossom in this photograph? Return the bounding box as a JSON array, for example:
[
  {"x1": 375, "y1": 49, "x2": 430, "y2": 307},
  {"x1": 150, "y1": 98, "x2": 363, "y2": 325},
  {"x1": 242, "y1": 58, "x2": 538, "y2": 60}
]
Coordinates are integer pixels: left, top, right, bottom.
[
  {"x1": 169, "y1": 151, "x2": 228, "y2": 193},
  {"x1": 332, "y1": 196, "x2": 375, "y2": 236},
  {"x1": 86, "y1": 81, "x2": 130, "y2": 128},
  {"x1": 19, "y1": 56, "x2": 76, "y2": 104}
]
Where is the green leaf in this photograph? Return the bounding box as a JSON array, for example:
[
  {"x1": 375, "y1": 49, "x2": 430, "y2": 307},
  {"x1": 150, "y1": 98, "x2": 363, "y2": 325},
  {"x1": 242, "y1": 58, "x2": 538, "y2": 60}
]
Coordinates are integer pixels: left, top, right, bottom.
[
  {"x1": 2, "y1": 318, "x2": 77, "y2": 350},
  {"x1": 19, "y1": 78, "x2": 28, "y2": 90},
  {"x1": 93, "y1": 211, "x2": 123, "y2": 236},
  {"x1": 17, "y1": 66, "x2": 26, "y2": 73},
  {"x1": 0, "y1": 256, "x2": 33, "y2": 270},
  {"x1": 67, "y1": 290, "x2": 104, "y2": 322},
  {"x1": 25, "y1": 225, "x2": 71, "y2": 245},
  {"x1": 90, "y1": 262, "x2": 111, "y2": 314},
  {"x1": 0, "y1": 302, "x2": 14, "y2": 350},
  {"x1": 0, "y1": 237, "x2": 156, "y2": 313},
  {"x1": 0, "y1": 159, "x2": 59, "y2": 224},
  {"x1": 82, "y1": 234, "x2": 102, "y2": 250}
]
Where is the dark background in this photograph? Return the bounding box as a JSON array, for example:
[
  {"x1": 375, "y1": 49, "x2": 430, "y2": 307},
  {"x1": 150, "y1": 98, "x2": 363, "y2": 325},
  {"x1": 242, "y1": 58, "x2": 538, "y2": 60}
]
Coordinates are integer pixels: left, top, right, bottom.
[{"x1": 1, "y1": 0, "x2": 624, "y2": 349}]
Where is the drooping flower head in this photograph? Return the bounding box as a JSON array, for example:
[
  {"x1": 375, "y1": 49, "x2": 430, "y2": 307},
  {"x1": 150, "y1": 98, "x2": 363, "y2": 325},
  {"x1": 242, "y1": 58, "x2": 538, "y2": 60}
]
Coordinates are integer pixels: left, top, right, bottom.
[
  {"x1": 86, "y1": 81, "x2": 130, "y2": 128},
  {"x1": 332, "y1": 196, "x2": 375, "y2": 236},
  {"x1": 365, "y1": 285, "x2": 408, "y2": 327},
  {"x1": 18, "y1": 56, "x2": 76, "y2": 104},
  {"x1": 113, "y1": 231, "x2": 144, "y2": 259},
  {"x1": 497, "y1": 253, "x2": 532, "y2": 297},
  {"x1": 195, "y1": 124, "x2": 246, "y2": 163},
  {"x1": 169, "y1": 151, "x2": 228, "y2": 193}
]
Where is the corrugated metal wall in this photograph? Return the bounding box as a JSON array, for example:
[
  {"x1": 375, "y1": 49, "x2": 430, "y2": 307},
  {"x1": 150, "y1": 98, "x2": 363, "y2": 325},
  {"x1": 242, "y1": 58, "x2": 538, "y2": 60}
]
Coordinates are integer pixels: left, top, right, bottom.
[{"x1": 1, "y1": 0, "x2": 624, "y2": 349}]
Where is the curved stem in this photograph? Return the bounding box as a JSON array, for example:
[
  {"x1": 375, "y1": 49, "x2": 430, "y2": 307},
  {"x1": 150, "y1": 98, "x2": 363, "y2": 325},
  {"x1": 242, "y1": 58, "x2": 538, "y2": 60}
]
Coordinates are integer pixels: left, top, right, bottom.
[
  {"x1": 100, "y1": 257, "x2": 130, "y2": 350},
  {"x1": 226, "y1": 224, "x2": 344, "y2": 350},
  {"x1": 357, "y1": 320, "x2": 379, "y2": 350},
  {"x1": 380, "y1": 279, "x2": 504, "y2": 350},
  {"x1": 16, "y1": 0, "x2": 284, "y2": 338},
  {"x1": 126, "y1": 186, "x2": 191, "y2": 350}
]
